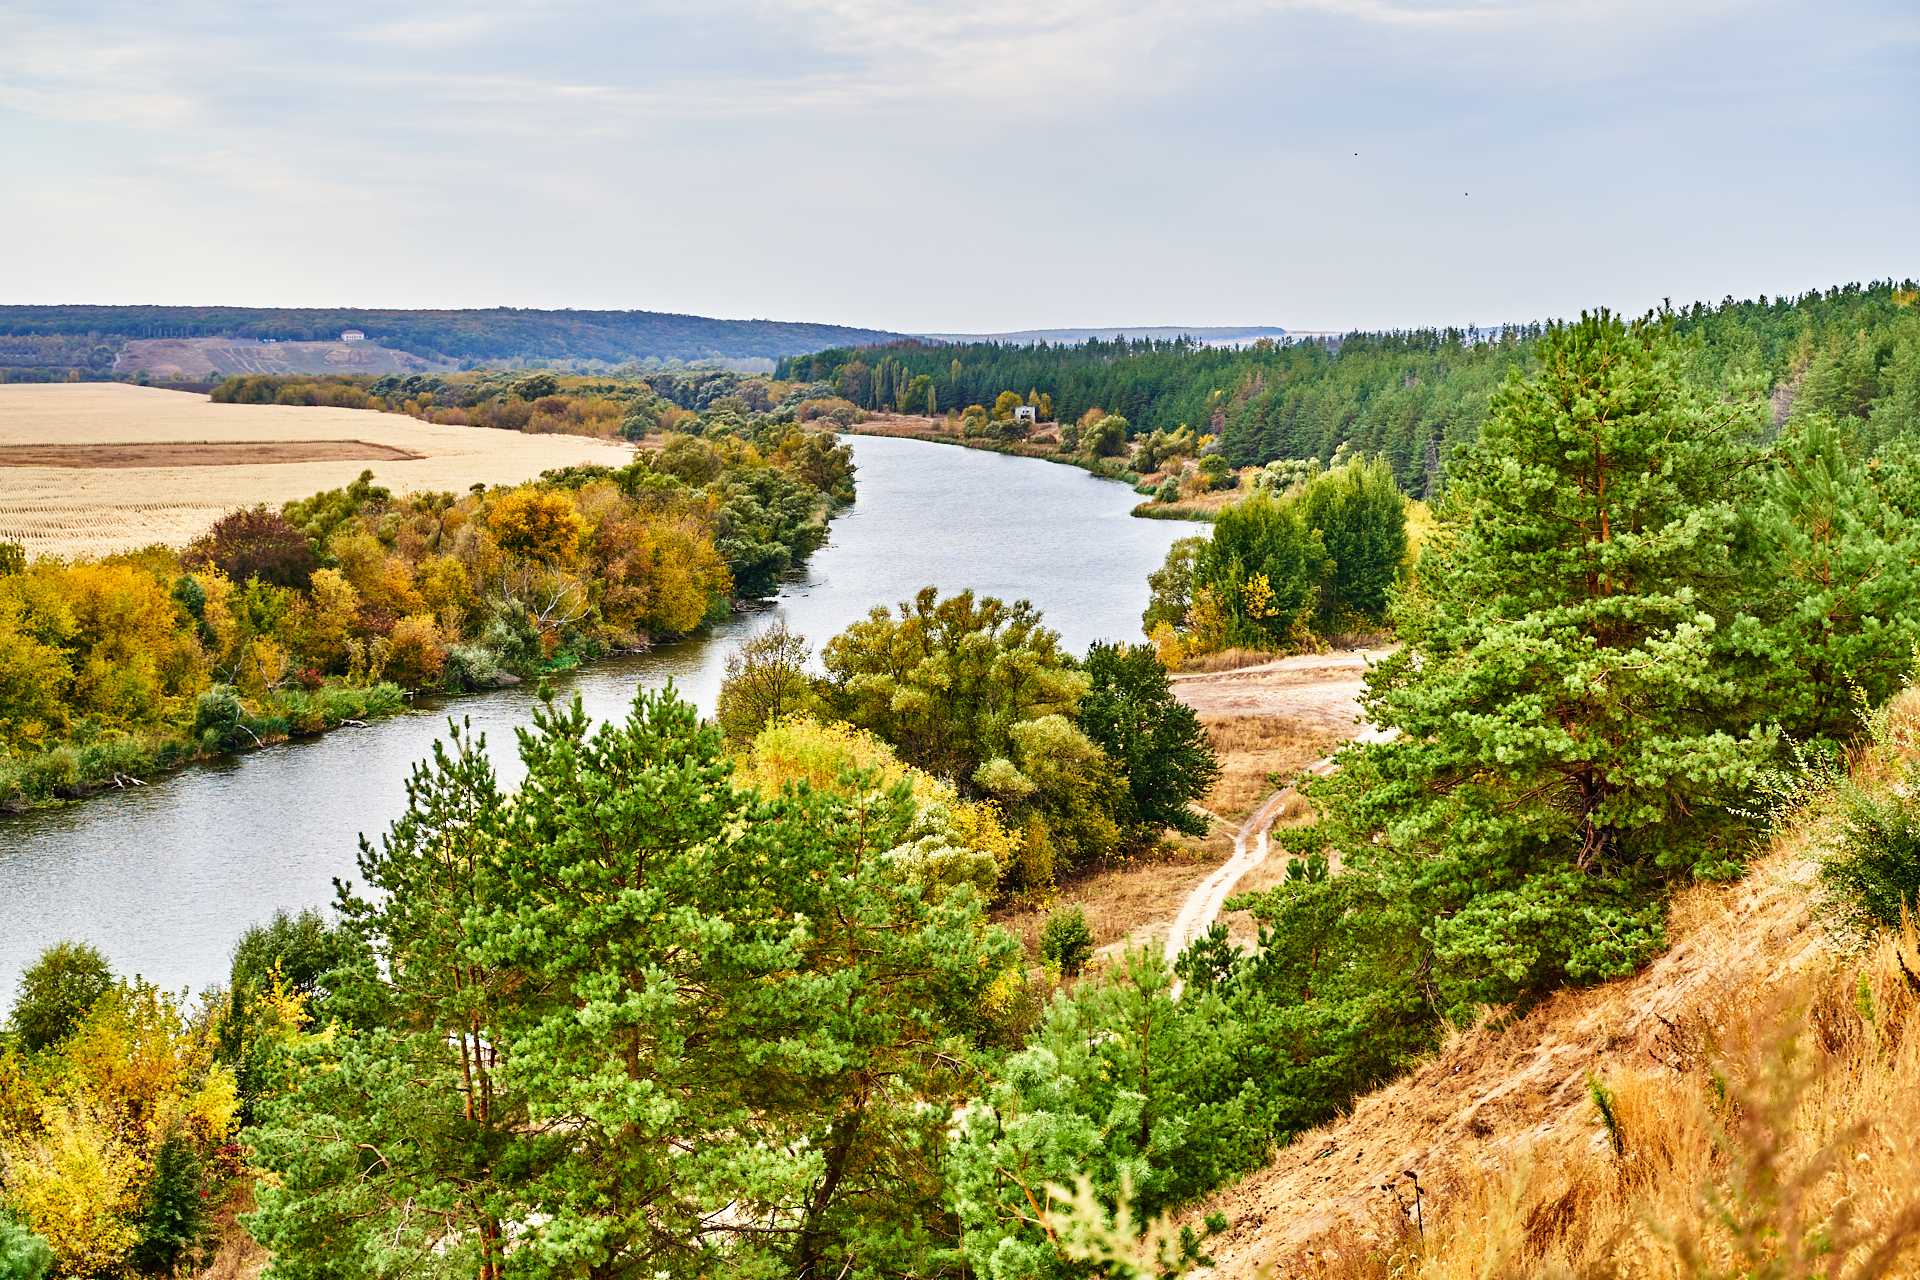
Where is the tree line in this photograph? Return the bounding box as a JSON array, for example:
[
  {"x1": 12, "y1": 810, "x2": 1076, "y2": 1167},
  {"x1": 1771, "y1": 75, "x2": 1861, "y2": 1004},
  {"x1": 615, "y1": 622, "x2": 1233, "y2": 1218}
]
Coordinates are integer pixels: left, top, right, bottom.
[
  {"x1": 780, "y1": 280, "x2": 1920, "y2": 497},
  {"x1": 0, "y1": 305, "x2": 903, "y2": 368}
]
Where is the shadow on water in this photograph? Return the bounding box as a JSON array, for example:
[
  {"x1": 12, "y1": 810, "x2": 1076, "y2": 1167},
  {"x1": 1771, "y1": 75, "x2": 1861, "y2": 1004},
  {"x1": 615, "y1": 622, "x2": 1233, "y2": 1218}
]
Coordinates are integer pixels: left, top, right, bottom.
[{"x1": 0, "y1": 436, "x2": 1198, "y2": 993}]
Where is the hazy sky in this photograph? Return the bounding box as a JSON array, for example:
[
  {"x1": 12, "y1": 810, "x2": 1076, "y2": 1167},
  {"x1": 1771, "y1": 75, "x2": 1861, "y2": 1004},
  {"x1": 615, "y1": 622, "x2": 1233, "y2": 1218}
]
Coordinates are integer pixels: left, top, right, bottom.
[{"x1": 2, "y1": 0, "x2": 1914, "y2": 333}]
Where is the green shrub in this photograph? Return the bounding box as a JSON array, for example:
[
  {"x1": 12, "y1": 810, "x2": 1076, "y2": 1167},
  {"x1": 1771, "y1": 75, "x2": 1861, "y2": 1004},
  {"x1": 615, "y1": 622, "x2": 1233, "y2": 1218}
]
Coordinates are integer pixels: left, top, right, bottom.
[
  {"x1": 0, "y1": 1210, "x2": 53, "y2": 1280},
  {"x1": 361, "y1": 684, "x2": 406, "y2": 716},
  {"x1": 22, "y1": 747, "x2": 78, "y2": 798},
  {"x1": 442, "y1": 644, "x2": 508, "y2": 692},
  {"x1": 1821, "y1": 783, "x2": 1920, "y2": 935},
  {"x1": 75, "y1": 737, "x2": 150, "y2": 783},
  {"x1": 7, "y1": 940, "x2": 114, "y2": 1052},
  {"x1": 1039, "y1": 905, "x2": 1095, "y2": 978},
  {"x1": 1156, "y1": 477, "x2": 1180, "y2": 503},
  {"x1": 193, "y1": 686, "x2": 243, "y2": 750},
  {"x1": 274, "y1": 690, "x2": 329, "y2": 735}
]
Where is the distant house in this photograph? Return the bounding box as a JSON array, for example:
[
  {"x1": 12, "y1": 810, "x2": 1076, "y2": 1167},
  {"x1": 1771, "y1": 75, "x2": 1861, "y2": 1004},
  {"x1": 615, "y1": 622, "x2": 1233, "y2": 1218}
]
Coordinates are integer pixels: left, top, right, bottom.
[
  {"x1": 1014, "y1": 405, "x2": 1037, "y2": 424},
  {"x1": 340, "y1": 330, "x2": 366, "y2": 343}
]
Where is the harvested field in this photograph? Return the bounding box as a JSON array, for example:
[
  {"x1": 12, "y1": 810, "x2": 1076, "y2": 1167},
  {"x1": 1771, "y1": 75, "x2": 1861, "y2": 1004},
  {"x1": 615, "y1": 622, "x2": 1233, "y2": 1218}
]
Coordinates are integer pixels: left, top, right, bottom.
[
  {"x1": 0, "y1": 383, "x2": 634, "y2": 558},
  {"x1": 115, "y1": 337, "x2": 456, "y2": 378},
  {"x1": 0, "y1": 440, "x2": 420, "y2": 468}
]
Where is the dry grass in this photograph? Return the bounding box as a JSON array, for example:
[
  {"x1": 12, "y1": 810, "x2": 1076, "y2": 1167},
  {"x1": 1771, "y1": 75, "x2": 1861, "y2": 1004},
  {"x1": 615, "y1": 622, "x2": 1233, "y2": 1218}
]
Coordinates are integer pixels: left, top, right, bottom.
[
  {"x1": 195, "y1": 1179, "x2": 270, "y2": 1280},
  {"x1": 1310, "y1": 928, "x2": 1920, "y2": 1280},
  {"x1": 1192, "y1": 698, "x2": 1920, "y2": 1280},
  {"x1": 1201, "y1": 712, "x2": 1342, "y2": 820},
  {"x1": 991, "y1": 849, "x2": 1229, "y2": 964},
  {"x1": 0, "y1": 383, "x2": 634, "y2": 558},
  {"x1": 1179, "y1": 648, "x2": 1289, "y2": 674}
]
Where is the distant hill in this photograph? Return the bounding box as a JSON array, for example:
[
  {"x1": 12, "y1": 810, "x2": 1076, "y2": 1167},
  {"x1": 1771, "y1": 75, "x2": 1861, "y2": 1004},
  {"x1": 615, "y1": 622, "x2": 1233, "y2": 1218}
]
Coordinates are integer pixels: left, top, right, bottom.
[
  {"x1": 917, "y1": 325, "x2": 1289, "y2": 346},
  {"x1": 0, "y1": 305, "x2": 905, "y2": 372}
]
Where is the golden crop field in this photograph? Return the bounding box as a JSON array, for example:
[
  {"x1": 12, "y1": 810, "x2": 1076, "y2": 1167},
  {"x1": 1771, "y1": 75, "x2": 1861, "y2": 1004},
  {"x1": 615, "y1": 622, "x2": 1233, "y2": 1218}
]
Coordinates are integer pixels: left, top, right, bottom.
[{"x1": 0, "y1": 383, "x2": 636, "y2": 559}]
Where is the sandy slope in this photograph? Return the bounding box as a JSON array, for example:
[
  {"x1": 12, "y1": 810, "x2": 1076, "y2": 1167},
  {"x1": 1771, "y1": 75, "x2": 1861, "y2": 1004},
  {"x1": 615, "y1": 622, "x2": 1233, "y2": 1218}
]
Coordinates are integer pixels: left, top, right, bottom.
[
  {"x1": 0, "y1": 383, "x2": 632, "y2": 558},
  {"x1": 1184, "y1": 844, "x2": 1829, "y2": 1276}
]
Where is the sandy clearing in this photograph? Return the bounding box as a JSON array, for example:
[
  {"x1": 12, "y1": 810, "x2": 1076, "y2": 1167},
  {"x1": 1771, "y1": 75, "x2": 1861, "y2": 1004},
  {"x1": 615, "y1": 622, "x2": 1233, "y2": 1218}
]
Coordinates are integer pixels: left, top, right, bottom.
[
  {"x1": 0, "y1": 383, "x2": 634, "y2": 558},
  {"x1": 1170, "y1": 648, "x2": 1381, "y2": 732}
]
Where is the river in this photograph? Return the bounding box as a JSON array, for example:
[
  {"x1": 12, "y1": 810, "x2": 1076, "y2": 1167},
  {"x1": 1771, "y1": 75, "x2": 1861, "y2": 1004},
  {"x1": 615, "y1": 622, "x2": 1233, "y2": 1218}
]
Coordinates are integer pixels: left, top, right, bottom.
[{"x1": 0, "y1": 436, "x2": 1199, "y2": 996}]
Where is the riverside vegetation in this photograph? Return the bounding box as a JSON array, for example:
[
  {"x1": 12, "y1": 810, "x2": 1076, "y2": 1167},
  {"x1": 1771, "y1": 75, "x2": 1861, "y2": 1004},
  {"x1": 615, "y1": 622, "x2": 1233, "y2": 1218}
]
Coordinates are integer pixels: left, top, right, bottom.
[
  {"x1": 0, "y1": 421, "x2": 855, "y2": 810},
  {"x1": 6, "y1": 303, "x2": 1920, "y2": 1278}
]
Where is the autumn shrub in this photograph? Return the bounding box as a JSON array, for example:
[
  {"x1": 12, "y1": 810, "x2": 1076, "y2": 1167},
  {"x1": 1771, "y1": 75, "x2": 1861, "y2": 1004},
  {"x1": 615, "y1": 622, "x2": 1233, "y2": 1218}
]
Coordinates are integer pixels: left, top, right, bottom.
[
  {"x1": 184, "y1": 507, "x2": 316, "y2": 591},
  {"x1": 383, "y1": 614, "x2": 447, "y2": 690}
]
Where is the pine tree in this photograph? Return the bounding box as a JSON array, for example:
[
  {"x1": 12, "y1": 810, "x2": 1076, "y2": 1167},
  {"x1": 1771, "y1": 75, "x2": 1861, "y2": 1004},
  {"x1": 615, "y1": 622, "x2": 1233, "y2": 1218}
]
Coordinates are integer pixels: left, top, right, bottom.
[{"x1": 1319, "y1": 311, "x2": 1771, "y2": 1010}]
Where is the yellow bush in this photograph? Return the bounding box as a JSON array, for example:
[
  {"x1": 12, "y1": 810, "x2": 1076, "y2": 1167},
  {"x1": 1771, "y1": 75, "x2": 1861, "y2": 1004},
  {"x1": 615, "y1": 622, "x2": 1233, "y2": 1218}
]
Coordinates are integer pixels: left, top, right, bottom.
[
  {"x1": 384, "y1": 614, "x2": 447, "y2": 690},
  {"x1": 487, "y1": 488, "x2": 585, "y2": 566}
]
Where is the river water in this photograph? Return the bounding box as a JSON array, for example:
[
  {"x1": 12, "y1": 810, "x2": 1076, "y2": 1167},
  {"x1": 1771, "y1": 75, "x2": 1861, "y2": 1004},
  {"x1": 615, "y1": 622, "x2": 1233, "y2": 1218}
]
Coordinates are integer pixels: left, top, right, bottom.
[{"x1": 0, "y1": 436, "x2": 1198, "y2": 996}]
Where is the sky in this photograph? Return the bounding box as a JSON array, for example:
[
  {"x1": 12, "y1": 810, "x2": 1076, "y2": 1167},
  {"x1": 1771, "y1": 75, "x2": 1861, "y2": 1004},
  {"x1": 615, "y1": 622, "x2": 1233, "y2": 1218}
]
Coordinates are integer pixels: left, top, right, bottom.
[{"x1": 2, "y1": 0, "x2": 1914, "y2": 334}]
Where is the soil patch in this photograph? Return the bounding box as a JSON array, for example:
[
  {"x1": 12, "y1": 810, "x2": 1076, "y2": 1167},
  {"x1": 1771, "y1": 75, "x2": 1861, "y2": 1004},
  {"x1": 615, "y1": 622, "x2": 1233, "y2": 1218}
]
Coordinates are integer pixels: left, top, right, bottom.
[
  {"x1": 1171, "y1": 648, "x2": 1385, "y2": 732},
  {"x1": 0, "y1": 440, "x2": 422, "y2": 469}
]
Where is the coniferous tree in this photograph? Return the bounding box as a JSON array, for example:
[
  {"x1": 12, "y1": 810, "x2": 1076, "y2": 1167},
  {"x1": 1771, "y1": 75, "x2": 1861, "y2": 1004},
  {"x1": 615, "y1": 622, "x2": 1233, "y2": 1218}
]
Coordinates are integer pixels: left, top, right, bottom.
[
  {"x1": 1317, "y1": 311, "x2": 1771, "y2": 1011},
  {"x1": 1078, "y1": 642, "x2": 1218, "y2": 839}
]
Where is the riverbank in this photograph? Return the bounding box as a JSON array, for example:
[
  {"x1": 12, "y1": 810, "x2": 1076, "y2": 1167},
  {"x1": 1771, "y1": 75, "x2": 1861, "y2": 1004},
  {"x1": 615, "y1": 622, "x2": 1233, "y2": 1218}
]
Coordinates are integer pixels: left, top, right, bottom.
[
  {"x1": 0, "y1": 682, "x2": 411, "y2": 812},
  {"x1": 846, "y1": 415, "x2": 1146, "y2": 485}
]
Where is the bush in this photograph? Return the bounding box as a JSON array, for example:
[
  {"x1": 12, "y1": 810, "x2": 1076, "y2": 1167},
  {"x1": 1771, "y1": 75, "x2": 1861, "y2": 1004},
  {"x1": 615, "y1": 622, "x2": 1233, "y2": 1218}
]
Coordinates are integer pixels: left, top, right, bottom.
[
  {"x1": 0, "y1": 1211, "x2": 53, "y2": 1280},
  {"x1": 193, "y1": 687, "x2": 243, "y2": 752},
  {"x1": 384, "y1": 614, "x2": 447, "y2": 690},
  {"x1": 442, "y1": 644, "x2": 509, "y2": 692},
  {"x1": 183, "y1": 506, "x2": 316, "y2": 590},
  {"x1": 1156, "y1": 477, "x2": 1179, "y2": 503},
  {"x1": 21, "y1": 746, "x2": 79, "y2": 798},
  {"x1": 8, "y1": 940, "x2": 114, "y2": 1051},
  {"x1": 1821, "y1": 782, "x2": 1920, "y2": 935},
  {"x1": 1039, "y1": 905, "x2": 1095, "y2": 978}
]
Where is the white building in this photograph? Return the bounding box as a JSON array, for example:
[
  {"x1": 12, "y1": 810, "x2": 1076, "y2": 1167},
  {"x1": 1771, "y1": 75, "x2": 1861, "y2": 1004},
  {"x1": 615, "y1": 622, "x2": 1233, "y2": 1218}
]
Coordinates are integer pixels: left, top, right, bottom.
[{"x1": 340, "y1": 330, "x2": 366, "y2": 343}]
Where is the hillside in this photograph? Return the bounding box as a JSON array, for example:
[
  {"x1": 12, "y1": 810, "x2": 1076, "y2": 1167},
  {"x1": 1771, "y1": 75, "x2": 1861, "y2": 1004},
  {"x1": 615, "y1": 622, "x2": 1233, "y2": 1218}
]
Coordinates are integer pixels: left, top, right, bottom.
[
  {"x1": 1185, "y1": 699, "x2": 1920, "y2": 1278},
  {"x1": 0, "y1": 304, "x2": 904, "y2": 372}
]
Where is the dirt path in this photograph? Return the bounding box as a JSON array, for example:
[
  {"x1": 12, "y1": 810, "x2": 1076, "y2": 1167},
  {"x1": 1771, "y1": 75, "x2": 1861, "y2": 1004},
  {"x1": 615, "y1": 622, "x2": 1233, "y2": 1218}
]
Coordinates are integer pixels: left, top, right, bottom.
[{"x1": 1165, "y1": 721, "x2": 1395, "y2": 991}]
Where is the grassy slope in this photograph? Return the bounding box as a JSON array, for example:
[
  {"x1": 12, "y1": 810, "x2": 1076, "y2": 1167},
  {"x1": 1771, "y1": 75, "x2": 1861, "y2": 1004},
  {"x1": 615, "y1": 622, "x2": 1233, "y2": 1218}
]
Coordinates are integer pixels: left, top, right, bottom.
[{"x1": 1189, "y1": 695, "x2": 1920, "y2": 1279}]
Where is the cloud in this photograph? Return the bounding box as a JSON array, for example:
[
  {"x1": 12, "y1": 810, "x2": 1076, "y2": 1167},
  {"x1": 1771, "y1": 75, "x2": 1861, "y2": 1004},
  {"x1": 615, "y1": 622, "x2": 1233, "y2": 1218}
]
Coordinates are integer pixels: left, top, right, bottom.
[{"x1": 0, "y1": 0, "x2": 1913, "y2": 328}]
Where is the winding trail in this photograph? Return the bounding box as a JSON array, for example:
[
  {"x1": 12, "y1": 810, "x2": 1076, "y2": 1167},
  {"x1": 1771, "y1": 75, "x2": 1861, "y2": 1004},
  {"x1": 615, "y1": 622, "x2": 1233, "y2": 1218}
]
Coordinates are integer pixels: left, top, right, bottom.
[{"x1": 1165, "y1": 721, "x2": 1397, "y2": 997}]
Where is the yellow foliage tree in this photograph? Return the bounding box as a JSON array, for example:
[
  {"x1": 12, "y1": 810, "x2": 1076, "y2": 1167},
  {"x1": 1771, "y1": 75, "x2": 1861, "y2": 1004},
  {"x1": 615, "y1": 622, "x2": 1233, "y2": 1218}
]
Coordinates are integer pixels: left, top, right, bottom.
[
  {"x1": 289, "y1": 568, "x2": 360, "y2": 671},
  {"x1": 487, "y1": 489, "x2": 584, "y2": 566},
  {"x1": 58, "y1": 562, "x2": 191, "y2": 728}
]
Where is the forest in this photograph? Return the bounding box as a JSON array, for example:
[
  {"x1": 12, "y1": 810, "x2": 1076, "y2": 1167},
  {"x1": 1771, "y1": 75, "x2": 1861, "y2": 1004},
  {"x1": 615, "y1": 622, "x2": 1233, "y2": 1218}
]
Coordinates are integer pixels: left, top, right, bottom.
[
  {"x1": 0, "y1": 306, "x2": 900, "y2": 372},
  {"x1": 0, "y1": 421, "x2": 855, "y2": 811},
  {"x1": 781, "y1": 280, "x2": 1920, "y2": 497},
  {"x1": 7, "y1": 295, "x2": 1920, "y2": 1277}
]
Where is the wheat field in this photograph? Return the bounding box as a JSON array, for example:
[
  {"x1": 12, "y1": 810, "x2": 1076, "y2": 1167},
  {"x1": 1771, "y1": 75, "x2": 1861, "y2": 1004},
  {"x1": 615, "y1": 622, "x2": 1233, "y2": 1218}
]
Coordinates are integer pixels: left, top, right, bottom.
[{"x1": 0, "y1": 383, "x2": 635, "y2": 558}]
